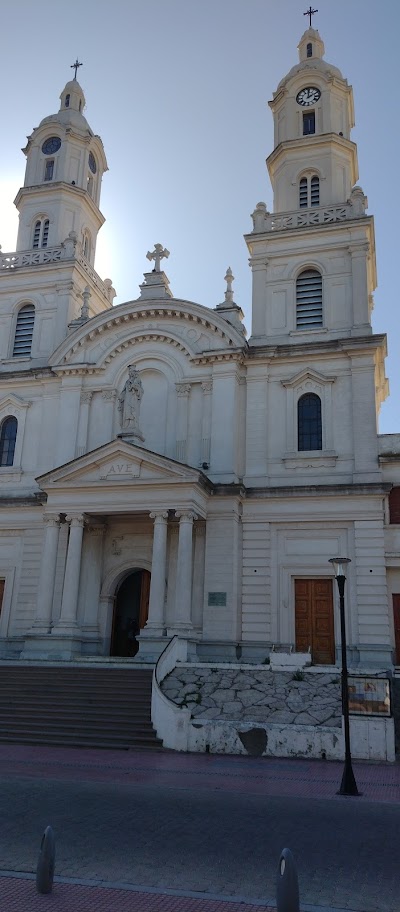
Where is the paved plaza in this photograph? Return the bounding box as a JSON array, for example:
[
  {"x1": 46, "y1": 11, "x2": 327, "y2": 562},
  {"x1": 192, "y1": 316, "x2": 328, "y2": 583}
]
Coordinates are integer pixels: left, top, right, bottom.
[{"x1": 0, "y1": 745, "x2": 399, "y2": 912}]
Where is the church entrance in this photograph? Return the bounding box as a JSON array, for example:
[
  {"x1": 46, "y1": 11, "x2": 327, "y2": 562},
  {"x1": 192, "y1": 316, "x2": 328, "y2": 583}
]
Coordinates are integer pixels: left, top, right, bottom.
[
  {"x1": 295, "y1": 578, "x2": 335, "y2": 665},
  {"x1": 110, "y1": 570, "x2": 151, "y2": 657}
]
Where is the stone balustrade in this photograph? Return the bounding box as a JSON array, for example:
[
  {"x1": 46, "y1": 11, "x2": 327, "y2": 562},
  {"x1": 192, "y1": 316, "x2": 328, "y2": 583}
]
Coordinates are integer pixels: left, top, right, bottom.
[
  {"x1": 0, "y1": 245, "x2": 113, "y2": 303},
  {"x1": 250, "y1": 201, "x2": 366, "y2": 234}
]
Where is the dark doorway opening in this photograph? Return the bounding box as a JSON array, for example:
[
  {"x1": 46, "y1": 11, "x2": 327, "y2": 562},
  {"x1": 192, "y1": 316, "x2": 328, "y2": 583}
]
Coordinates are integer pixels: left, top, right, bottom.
[{"x1": 110, "y1": 569, "x2": 151, "y2": 657}]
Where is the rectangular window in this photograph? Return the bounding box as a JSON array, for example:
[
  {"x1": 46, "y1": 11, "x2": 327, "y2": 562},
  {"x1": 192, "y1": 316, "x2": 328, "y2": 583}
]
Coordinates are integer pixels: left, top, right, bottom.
[
  {"x1": 389, "y1": 487, "x2": 400, "y2": 524},
  {"x1": 303, "y1": 111, "x2": 315, "y2": 135},
  {"x1": 0, "y1": 579, "x2": 4, "y2": 617},
  {"x1": 44, "y1": 159, "x2": 54, "y2": 181}
]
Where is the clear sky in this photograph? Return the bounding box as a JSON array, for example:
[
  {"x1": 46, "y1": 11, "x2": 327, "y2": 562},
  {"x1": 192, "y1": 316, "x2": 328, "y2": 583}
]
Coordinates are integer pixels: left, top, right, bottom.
[{"x1": 0, "y1": 0, "x2": 399, "y2": 433}]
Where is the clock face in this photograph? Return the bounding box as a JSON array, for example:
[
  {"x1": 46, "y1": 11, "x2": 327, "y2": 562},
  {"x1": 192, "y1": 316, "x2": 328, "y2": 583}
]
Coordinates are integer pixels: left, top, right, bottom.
[
  {"x1": 41, "y1": 136, "x2": 61, "y2": 155},
  {"x1": 88, "y1": 152, "x2": 97, "y2": 174},
  {"x1": 296, "y1": 87, "x2": 321, "y2": 107}
]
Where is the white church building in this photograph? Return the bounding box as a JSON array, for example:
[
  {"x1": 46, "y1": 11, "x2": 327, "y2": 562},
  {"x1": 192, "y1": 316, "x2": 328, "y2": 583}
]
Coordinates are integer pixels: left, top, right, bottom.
[{"x1": 1, "y1": 28, "x2": 399, "y2": 672}]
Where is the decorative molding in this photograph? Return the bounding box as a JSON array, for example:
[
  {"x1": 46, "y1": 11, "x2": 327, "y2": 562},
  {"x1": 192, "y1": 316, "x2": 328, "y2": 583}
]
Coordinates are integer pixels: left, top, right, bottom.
[
  {"x1": 101, "y1": 389, "x2": 117, "y2": 401},
  {"x1": 176, "y1": 382, "x2": 191, "y2": 397},
  {"x1": 149, "y1": 511, "x2": 169, "y2": 522},
  {"x1": 201, "y1": 380, "x2": 213, "y2": 393},
  {"x1": 80, "y1": 391, "x2": 93, "y2": 405},
  {"x1": 65, "y1": 514, "x2": 86, "y2": 527},
  {"x1": 176, "y1": 511, "x2": 198, "y2": 523}
]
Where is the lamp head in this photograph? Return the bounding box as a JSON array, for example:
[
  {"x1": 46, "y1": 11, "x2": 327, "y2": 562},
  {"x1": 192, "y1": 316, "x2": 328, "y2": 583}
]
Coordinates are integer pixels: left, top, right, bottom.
[{"x1": 329, "y1": 557, "x2": 351, "y2": 578}]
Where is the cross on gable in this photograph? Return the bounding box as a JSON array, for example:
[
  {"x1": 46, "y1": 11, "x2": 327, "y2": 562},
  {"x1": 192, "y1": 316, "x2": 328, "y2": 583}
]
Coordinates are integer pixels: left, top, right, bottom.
[
  {"x1": 70, "y1": 58, "x2": 83, "y2": 79},
  {"x1": 146, "y1": 243, "x2": 170, "y2": 272}
]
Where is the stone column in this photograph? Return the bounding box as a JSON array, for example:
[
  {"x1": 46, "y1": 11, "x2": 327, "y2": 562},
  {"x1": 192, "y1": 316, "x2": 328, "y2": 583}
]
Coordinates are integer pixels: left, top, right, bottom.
[
  {"x1": 175, "y1": 383, "x2": 191, "y2": 462},
  {"x1": 81, "y1": 522, "x2": 106, "y2": 635},
  {"x1": 143, "y1": 512, "x2": 168, "y2": 635},
  {"x1": 76, "y1": 391, "x2": 93, "y2": 457},
  {"x1": 32, "y1": 514, "x2": 61, "y2": 632},
  {"x1": 192, "y1": 521, "x2": 206, "y2": 632},
  {"x1": 201, "y1": 381, "x2": 212, "y2": 466},
  {"x1": 102, "y1": 389, "x2": 118, "y2": 441},
  {"x1": 174, "y1": 511, "x2": 197, "y2": 633},
  {"x1": 54, "y1": 514, "x2": 85, "y2": 631}
]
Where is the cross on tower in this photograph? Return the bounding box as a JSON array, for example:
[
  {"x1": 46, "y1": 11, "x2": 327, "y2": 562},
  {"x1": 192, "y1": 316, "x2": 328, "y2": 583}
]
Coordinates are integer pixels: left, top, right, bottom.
[
  {"x1": 70, "y1": 58, "x2": 83, "y2": 80},
  {"x1": 304, "y1": 6, "x2": 318, "y2": 26},
  {"x1": 146, "y1": 243, "x2": 170, "y2": 272}
]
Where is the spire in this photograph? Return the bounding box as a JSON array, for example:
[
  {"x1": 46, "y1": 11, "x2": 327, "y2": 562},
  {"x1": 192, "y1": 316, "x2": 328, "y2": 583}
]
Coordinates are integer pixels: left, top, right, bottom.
[
  {"x1": 59, "y1": 75, "x2": 86, "y2": 114},
  {"x1": 298, "y1": 26, "x2": 325, "y2": 61},
  {"x1": 214, "y1": 267, "x2": 246, "y2": 336}
]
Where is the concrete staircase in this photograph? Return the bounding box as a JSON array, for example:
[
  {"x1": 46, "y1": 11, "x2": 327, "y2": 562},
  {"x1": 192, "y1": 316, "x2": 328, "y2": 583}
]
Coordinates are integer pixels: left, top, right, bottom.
[{"x1": 0, "y1": 664, "x2": 163, "y2": 750}]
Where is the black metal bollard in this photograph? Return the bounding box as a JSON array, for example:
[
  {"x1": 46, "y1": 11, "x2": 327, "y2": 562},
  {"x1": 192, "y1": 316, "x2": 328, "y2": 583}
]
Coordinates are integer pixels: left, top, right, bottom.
[
  {"x1": 36, "y1": 825, "x2": 55, "y2": 894},
  {"x1": 276, "y1": 847, "x2": 300, "y2": 912}
]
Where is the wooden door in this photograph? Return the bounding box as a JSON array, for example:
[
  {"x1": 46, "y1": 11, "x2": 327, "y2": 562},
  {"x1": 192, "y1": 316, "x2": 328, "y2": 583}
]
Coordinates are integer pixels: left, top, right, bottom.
[
  {"x1": 139, "y1": 570, "x2": 151, "y2": 629},
  {"x1": 393, "y1": 595, "x2": 400, "y2": 665},
  {"x1": 295, "y1": 578, "x2": 335, "y2": 665}
]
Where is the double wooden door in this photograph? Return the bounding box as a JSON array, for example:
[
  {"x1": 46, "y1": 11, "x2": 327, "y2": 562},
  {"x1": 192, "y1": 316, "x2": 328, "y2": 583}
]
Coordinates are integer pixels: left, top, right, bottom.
[
  {"x1": 393, "y1": 595, "x2": 400, "y2": 665},
  {"x1": 295, "y1": 578, "x2": 335, "y2": 665}
]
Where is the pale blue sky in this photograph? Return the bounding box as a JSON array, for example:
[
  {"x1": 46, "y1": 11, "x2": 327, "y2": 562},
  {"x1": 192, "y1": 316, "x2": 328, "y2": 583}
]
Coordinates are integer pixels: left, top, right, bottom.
[{"x1": 0, "y1": 0, "x2": 399, "y2": 432}]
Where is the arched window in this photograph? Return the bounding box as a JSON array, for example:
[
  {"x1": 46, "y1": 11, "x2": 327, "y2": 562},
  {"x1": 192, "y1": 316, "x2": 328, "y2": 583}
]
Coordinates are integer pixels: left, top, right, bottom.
[
  {"x1": 13, "y1": 304, "x2": 35, "y2": 357},
  {"x1": 0, "y1": 417, "x2": 18, "y2": 466},
  {"x1": 298, "y1": 394, "x2": 322, "y2": 451},
  {"x1": 307, "y1": 42, "x2": 313, "y2": 58},
  {"x1": 299, "y1": 175, "x2": 319, "y2": 208},
  {"x1": 296, "y1": 269, "x2": 323, "y2": 329},
  {"x1": 44, "y1": 159, "x2": 54, "y2": 181},
  {"x1": 65, "y1": 93, "x2": 70, "y2": 108},
  {"x1": 33, "y1": 218, "x2": 49, "y2": 249},
  {"x1": 83, "y1": 231, "x2": 91, "y2": 260}
]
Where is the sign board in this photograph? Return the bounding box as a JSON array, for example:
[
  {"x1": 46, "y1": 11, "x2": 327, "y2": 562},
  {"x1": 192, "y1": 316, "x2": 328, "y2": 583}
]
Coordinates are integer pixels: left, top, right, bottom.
[
  {"x1": 348, "y1": 676, "x2": 391, "y2": 717},
  {"x1": 208, "y1": 592, "x2": 227, "y2": 607}
]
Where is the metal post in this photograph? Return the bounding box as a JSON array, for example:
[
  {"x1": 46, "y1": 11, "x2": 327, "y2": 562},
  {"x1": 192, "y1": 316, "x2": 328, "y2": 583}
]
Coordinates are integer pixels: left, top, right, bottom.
[
  {"x1": 337, "y1": 573, "x2": 360, "y2": 796},
  {"x1": 276, "y1": 847, "x2": 300, "y2": 912}
]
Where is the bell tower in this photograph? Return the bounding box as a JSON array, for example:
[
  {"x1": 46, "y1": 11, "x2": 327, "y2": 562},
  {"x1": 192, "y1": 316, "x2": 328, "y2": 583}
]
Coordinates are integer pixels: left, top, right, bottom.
[{"x1": 14, "y1": 67, "x2": 107, "y2": 266}]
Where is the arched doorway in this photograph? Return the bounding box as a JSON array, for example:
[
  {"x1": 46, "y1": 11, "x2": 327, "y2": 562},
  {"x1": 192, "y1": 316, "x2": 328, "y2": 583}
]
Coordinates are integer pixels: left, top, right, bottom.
[{"x1": 110, "y1": 569, "x2": 151, "y2": 657}]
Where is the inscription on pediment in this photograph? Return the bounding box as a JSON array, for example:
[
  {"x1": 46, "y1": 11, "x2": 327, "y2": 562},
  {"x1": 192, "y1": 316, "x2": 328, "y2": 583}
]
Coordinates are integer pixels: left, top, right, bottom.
[{"x1": 99, "y1": 461, "x2": 140, "y2": 480}]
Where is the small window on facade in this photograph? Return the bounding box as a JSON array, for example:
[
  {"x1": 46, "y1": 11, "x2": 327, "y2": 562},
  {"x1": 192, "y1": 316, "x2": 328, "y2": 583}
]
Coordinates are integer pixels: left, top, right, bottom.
[
  {"x1": 298, "y1": 394, "x2": 322, "y2": 451},
  {"x1": 0, "y1": 417, "x2": 18, "y2": 466},
  {"x1": 65, "y1": 93, "x2": 70, "y2": 108},
  {"x1": 303, "y1": 111, "x2": 315, "y2": 135},
  {"x1": 310, "y1": 175, "x2": 320, "y2": 206},
  {"x1": 307, "y1": 42, "x2": 313, "y2": 57},
  {"x1": 389, "y1": 487, "x2": 400, "y2": 524},
  {"x1": 32, "y1": 219, "x2": 49, "y2": 249},
  {"x1": 44, "y1": 159, "x2": 54, "y2": 181},
  {"x1": 299, "y1": 177, "x2": 308, "y2": 208},
  {"x1": 13, "y1": 304, "x2": 35, "y2": 357},
  {"x1": 83, "y1": 233, "x2": 91, "y2": 260},
  {"x1": 0, "y1": 579, "x2": 4, "y2": 616},
  {"x1": 296, "y1": 269, "x2": 323, "y2": 329}
]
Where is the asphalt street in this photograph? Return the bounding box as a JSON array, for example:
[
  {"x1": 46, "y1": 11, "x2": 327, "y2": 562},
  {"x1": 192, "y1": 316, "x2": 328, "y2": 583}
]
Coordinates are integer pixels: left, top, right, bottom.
[{"x1": 0, "y1": 760, "x2": 398, "y2": 912}]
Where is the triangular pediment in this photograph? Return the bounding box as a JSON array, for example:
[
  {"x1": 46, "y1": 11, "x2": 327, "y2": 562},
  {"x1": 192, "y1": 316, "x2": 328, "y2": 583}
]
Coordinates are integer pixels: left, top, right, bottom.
[
  {"x1": 281, "y1": 368, "x2": 336, "y2": 389},
  {"x1": 37, "y1": 439, "x2": 203, "y2": 490}
]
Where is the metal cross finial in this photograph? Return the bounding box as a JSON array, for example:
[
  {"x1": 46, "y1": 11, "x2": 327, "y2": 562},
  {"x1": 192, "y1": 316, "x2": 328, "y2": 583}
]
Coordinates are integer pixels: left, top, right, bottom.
[
  {"x1": 70, "y1": 58, "x2": 83, "y2": 80},
  {"x1": 304, "y1": 6, "x2": 318, "y2": 26},
  {"x1": 146, "y1": 243, "x2": 170, "y2": 273}
]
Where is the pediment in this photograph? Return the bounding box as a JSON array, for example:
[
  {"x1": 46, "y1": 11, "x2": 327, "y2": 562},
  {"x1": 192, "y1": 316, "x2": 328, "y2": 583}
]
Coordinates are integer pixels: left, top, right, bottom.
[
  {"x1": 37, "y1": 439, "x2": 202, "y2": 490},
  {"x1": 50, "y1": 298, "x2": 246, "y2": 369},
  {"x1": 0, "y1": 393, "x2": 31, "y2": 413},
  {"x1": 281, "y1": 368, "x2": 336, "y2": 389}
]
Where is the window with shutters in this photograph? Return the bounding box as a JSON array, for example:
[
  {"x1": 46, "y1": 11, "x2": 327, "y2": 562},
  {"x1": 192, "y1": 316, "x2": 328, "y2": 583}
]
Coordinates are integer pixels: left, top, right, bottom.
[
  {"x1": 307, "y1": 42, "x2": 313, "y2": 57},
  {"x1": 32, "y1": 218, "x2": 49, "y2": 249},
  {"x1": 296, "y1": 269, "x2": 323, "y2": 329},
  {"x1": 299, "y1": 175, "x2": 319, "y2": 208},
  {"x1": 298, "y1": 394, "x2": 322, "y2": 451},
  {"x1": 389, "y1": 487, "x2": 400, "y2": 524},
  {"x1": 44, "y1": 159, "x2": 54, "y2": 181},
  {"x1": 303, "y1": 111, "x2": 315, "y2": 135},
  {"x1": 13, "y1": 304, "x2": 35, "y2": 357},
  {"x1": 0, "y1": 417, "x2": 17, "y2": 466}
]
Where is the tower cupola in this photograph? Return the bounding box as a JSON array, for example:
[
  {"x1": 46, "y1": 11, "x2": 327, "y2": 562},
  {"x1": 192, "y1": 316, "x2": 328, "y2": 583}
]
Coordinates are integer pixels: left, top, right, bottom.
[{"x1": 14, "y1": 68, "x2": 108, "y2": 266}]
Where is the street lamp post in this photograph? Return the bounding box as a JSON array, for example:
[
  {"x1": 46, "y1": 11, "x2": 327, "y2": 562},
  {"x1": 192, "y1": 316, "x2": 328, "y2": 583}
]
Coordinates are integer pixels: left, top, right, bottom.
[{"x1": 329, "y1": 557, "x2": 360, "y2": 797}]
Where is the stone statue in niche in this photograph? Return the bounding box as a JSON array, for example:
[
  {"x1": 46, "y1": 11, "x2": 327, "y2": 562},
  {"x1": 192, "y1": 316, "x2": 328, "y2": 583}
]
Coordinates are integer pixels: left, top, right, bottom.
[{"x1": 117, "y1": 364, "x2": 145, "y2": 442}]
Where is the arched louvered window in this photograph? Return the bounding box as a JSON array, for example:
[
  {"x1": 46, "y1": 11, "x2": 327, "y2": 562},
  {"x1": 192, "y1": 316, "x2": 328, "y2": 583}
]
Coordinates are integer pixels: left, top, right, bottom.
[
  {"x1": 13, "y1": 304, "x2": 35, "y2": 357},
  {"x1": 296, "y1": 269, "x2": 323, "y2": 330},
  {"x1": 298, "y1": 394, "x2": 322, "y2": 451},
  {"x1": 83, "y1": 231, "x2": 91, "y2": 260},
  {"x1": 310, "y1": 175, "x2": 320, "y2": 206},
  {"x1": 0, "y1": 417, "x2": 18, "y2": 466},
  {"x1": 299, "y1": 175, "x2": 319, "y2": 208},
  {"x1": 65, "y1": 93, "x2": 70, "y2": 108},
  {"x1": 299, "y1": 177, "x2": 308, "y2": 208},
  {"x1": 33, "y1": 218, "x2": 49, "y2": 249},
  {"x1": 307, "y1": 42, "x2": 313, "y2": 58}
]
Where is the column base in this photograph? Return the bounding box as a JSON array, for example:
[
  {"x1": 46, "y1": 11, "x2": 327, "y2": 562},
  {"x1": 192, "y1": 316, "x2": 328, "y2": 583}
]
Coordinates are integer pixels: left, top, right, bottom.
[
  {"x1": 166, "y1": 624, "x2": 194, "y2": 638},
  {"x1": 141, "y1": 623, "x2": 165, "y2": 638},
  {"x1": 136, "y1": 633, "x2": 170, "y2": 664},
  {"x1": 22, "y1": 632, "x2": 83, "y2": 661}
]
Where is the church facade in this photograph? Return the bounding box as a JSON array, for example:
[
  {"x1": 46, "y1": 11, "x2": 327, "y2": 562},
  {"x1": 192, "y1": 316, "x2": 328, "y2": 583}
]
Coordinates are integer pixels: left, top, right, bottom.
[{"x1": 0, "y1": 28, "x2": 399, "y2": 670}]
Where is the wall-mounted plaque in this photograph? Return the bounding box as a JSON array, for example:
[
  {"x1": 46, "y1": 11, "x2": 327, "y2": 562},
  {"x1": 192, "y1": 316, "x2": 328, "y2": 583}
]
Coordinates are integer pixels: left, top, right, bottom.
[
  {"x1": 208, "y1": 592, "x2": 227, "y2": 607},
  {"x1": 348, "y1": 676, "x2": 391, "y2": 717}
]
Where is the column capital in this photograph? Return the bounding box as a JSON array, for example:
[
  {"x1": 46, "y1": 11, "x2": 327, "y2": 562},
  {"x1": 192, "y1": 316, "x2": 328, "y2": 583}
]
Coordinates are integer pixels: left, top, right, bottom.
[
  {"x1": 201, "y1": 380, "x2": 213, "y2": 394},
  {"x1": 65, "y1": 513, "x2": 86, "y2": 527},
  {"x1": 43, "y1": 513, "x2": 61, "y2": 527},
  {"x1": 176, "y1": 382, "x2": 191, "y2": 397},
  {"x1": 87, "y1": 521, "x2": 107, "y2": 536},
  {"x1": 80, "y1": 391, "x2": 93, "y2": 405},
  {"x1": 102, "y1": 389, "x2": 118, "y2": 401},
  {"x1": 149, "y1": 511, "x2": 169, "y2": 522},
  {"x1": 176, "y1": 510, "x2": 198, "y2": 523}
]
